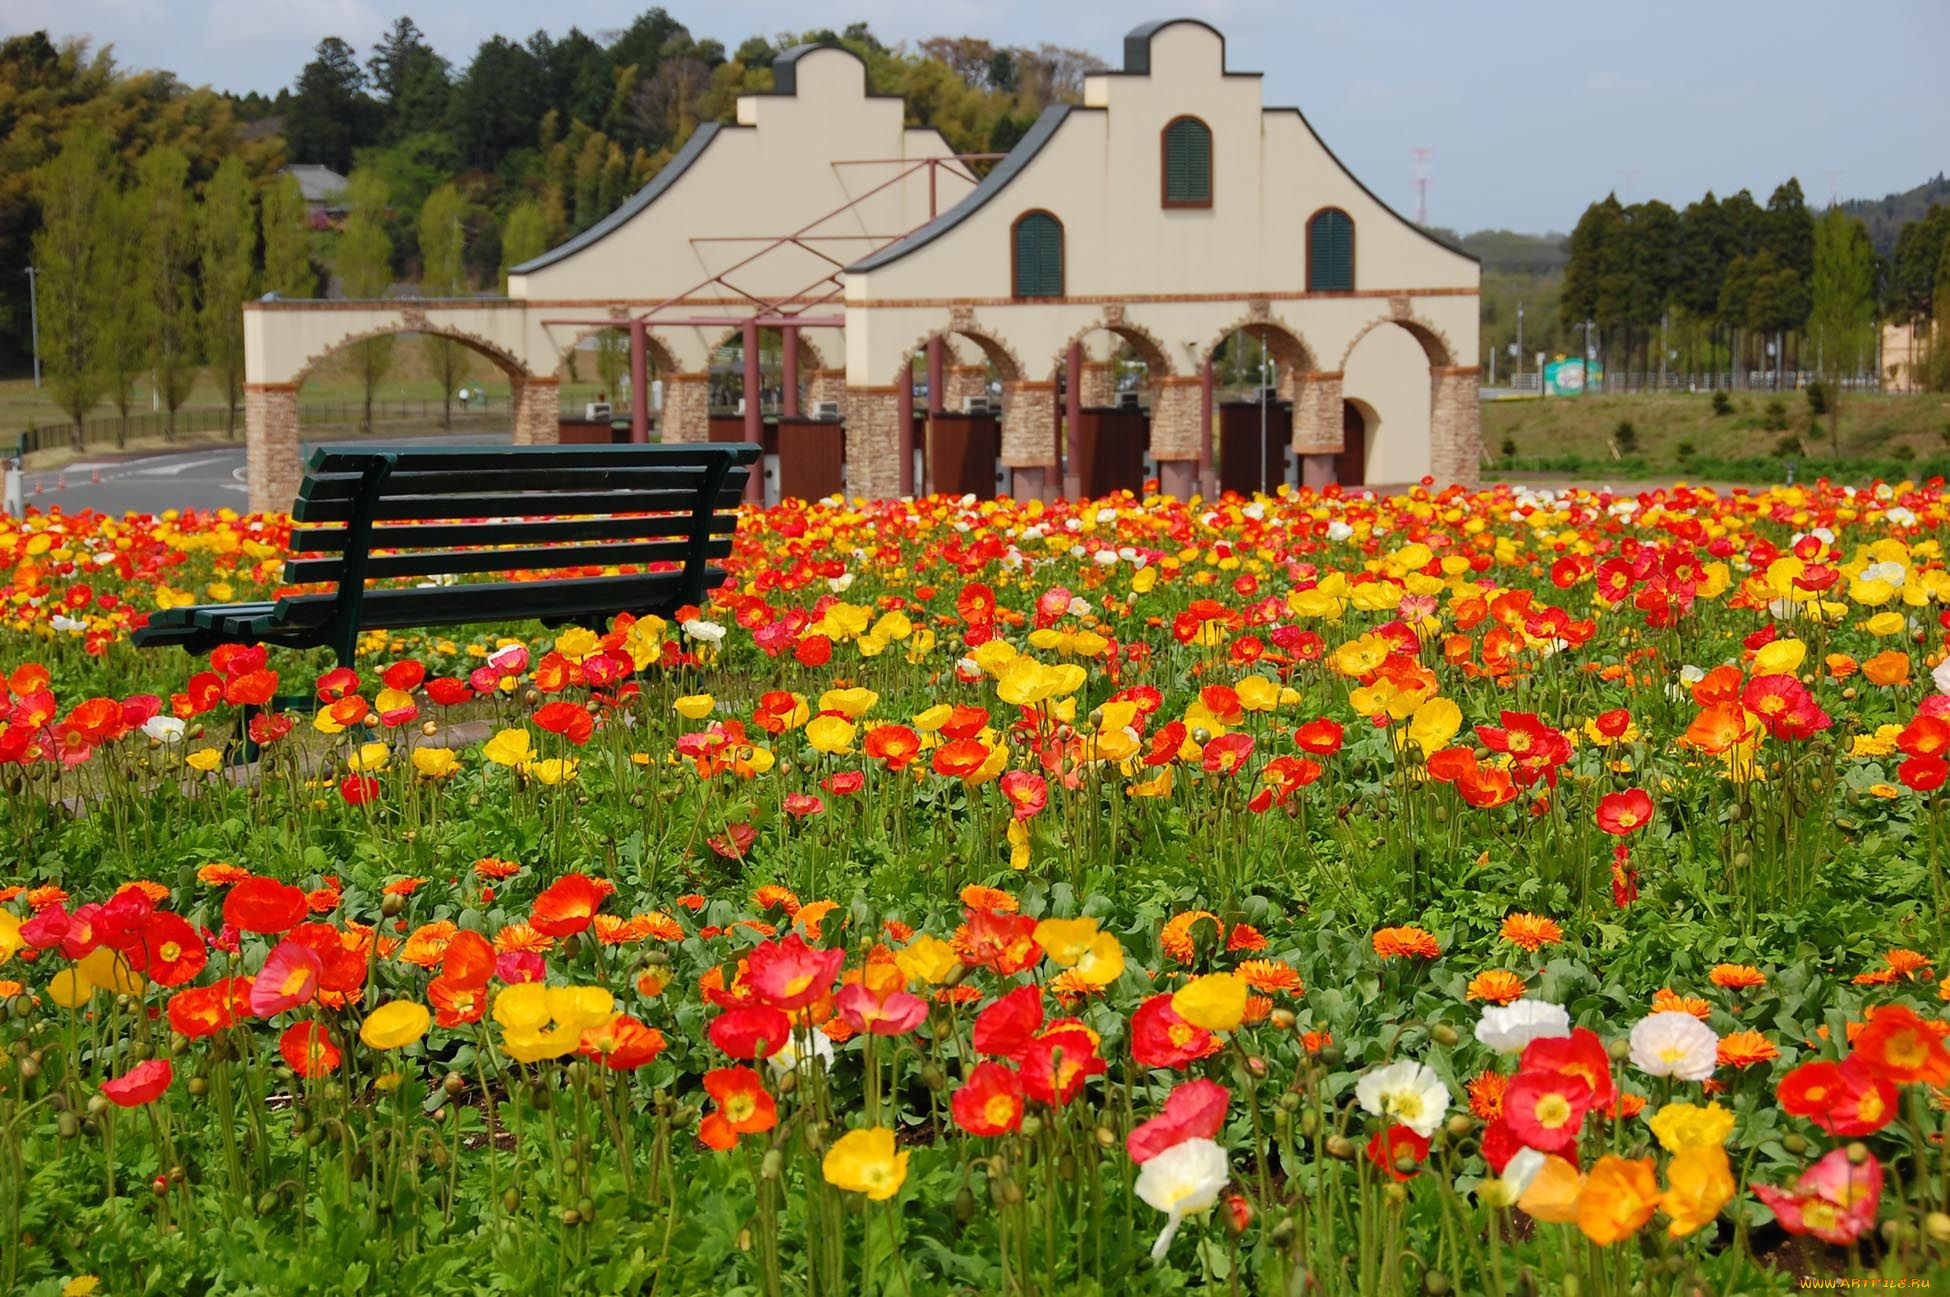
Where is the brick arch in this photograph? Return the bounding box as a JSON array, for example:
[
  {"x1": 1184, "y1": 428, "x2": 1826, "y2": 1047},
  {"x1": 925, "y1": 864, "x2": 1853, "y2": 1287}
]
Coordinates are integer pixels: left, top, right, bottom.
[
  {"x1": 291, "y1": 317, "x2": 533, "y2": 387},
  {"x1": 1199, "y1": 312, "x2": 1317, "y2": 375},
  {"x1": 1336, "y1": 312, "x2": 1455, "y2": 371},
  {"x1": 889, "y1": 319, "x2": 1025, "y2": 387},
  {"x1": 1047, "y1": 316, "x2": 1176, "y2": 379},
  {"x1": 547, "y1": 323, "x2": 679, "y2": 379}
]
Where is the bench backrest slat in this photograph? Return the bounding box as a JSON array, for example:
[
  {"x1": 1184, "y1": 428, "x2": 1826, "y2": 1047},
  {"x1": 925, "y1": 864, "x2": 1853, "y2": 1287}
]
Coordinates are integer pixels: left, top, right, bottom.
[
  {"x1": 284, "y1": 537, "x2": 731, "y2": 584},
  {"x1": 288, "y1": 513, "x2": 737, "y2": 554},
  {"x1": 296, "y1": 464, "x2": 735, "y2": 503},
  {"x1": 290, "y1": 483, "x2": 745, "y2": 524}
]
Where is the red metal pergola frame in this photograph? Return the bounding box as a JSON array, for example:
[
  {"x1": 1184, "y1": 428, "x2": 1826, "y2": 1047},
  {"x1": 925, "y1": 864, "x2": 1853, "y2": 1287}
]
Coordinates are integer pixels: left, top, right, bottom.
[{"x1": 541, "y1": 153, "x2": 1003, "y2": 500}]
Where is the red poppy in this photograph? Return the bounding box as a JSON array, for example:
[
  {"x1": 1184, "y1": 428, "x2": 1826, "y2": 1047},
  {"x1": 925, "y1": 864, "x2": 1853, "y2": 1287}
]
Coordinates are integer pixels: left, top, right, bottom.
[
  {"x1": 745, "y1": 933, "x2": 843, "y2": 1011},
  {"x1": 579, "y1": 1015, "x2": 668, "y2": 1069},
  {"x1": 863, "y1": 724, "x2": 923, "y2": 771},
  {"x1": 530, "y1": 874, "x2": 605, "y2": 937},
  {"x1": 250, "y1": 939, "x2": 323, "y2": 1017},
  {"x1": 425, "y1": 677, "x2": 473, "y2": 707},
  {"x1": 1294, "y1": 718, "x2": 1344, "y2": 755},
  {"x1": 972, "y1": 985, "x2": 1045, "y2": 1059},
  {"x1": 136, "y1": 912, "x2": 207, "y2": 987},
  {"x1": 1366, "y1": 1124, "x2": 1432, "y2": 1181},
  {"x1": 428, "y1": 976, "x2": 490, "y2": 1027},
  {"x1": 381, "y1": 660, "x2": 426, "y2": 691},
  {"x1": 1519, "y1": 1027, "x2": 1615, "y2": 1110},
  {"x1": 708, "y1": 1005, "x2": 794, "y2": 1060},
  {"x1": 1130, "y1": 993, "x2": 1217, "y2": 1070},
  {"x1": 279, "y1": 1021, "x2": 343, "y2": 1077},
  {"x1": 952, "y1": 907, "x2": 1041, "y2": 975},
  {"x1": 1018, "y1": 1027, "x2": 1106, "y2": 1106},
  {"x1": 167, "y1": 980, "x2": 245, "y2": 1038},
  {"x1": 1594, "y1": 788, "x2": 1653, "y2": 835},
  {"x1": 821, "y1": 771, "x2": 864, "y2": 796},
  {"x1": 1852, "y1": 1005, "x2": 1950, "y2": 1085},
  {"x1": 951, "y1": 1060, "x2": 1025, "y2": 1137},
  {"x1": 1501, "y1": 1068, "x2": 1592, "y2": 1154},
  {"x1": 1898, "y1": 714, "x2": 1950, "y2": 759},
  {"x1": 699, "y1": 1066, "x2": 777, "y2": 1150},
  {"x1": 1201, "y1": 732, "x2": 1254, "y2": 775},
  {"x1": 1127, "y1": 1079, "x2": 1229, "y2": 1162},
  {"x1": 315, "y1": 666, "x2": 361, "y2": 701},
  {"x1": 1899, "y1": 756, "x2": 1949, "y2": 793},
  {"x1": 1777, "y1": 1057, "x2": 1896, "y2": 1136},
  {"x1": 440, "y1": 929, "x2": 496, "y2": 987},
  {"x1": 223, "y1": 876, "x2": 309, "y2": 935},
  {"x1": 224, "y1": 669, "x2": 279, "y2": 707},
  {"x1": 101, "y1": 1058, "x2": 172, "y2": 1107},
  {"x1": 999, "y1": 770, "x2": 1048, "y2": 819},
  {"x1": 533, "y1": 701, "x2": 595, "y2": 745}
]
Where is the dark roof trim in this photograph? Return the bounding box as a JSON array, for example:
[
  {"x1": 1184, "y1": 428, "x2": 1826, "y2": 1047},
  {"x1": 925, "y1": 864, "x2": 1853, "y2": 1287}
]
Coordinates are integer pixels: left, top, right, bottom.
[
  {"x1": 1107, "y1": 18, "x2": 1261, "y2": 79},
  {"x1": 848, "y1": 105, "x2": 1093, "y2": 273},
  {"x1": 511, "y1": 123, "x2": 727, "y2": 276},
  {"x1": 1267, "y1": 108, "x2": 1479, "y2": 266},
  {"x1": 763, "y1": 41, "x2": 904, "y2": 100}
]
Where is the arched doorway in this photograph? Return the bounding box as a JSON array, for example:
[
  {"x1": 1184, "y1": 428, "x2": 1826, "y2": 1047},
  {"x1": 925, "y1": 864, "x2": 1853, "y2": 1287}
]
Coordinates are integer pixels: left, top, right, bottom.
[
  {"x1": 1050, "y1": 322, "x2": 1174, "y2": 498},
  {"x1": 1335, "y1": 401, "x2": 1368, "y2": 486},
  {"x1": 1200, "y1": 320, "x2": 1313, "y2": 498}
]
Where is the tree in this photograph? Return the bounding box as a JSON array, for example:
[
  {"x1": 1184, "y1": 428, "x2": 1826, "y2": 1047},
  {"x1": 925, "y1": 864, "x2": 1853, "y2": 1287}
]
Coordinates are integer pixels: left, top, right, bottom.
[
  {"x1": 336, "y1": 169, "x2": 395, "y2": 432},
  {"x1": 416, "y1": 181, "x2": 468, "y2": 426},
  {"x1": 261, "y1": 172, "x2": 316, "y2": 296},
  {"x1": 1890, "y1": 204, "x2": 1950, "y2": 323},
  {"x1": 30, "y1": 126, "x2": 115, "y2": 447},
  {"x1": 287, "y1": 37, "x2": 377, "y2": 171},
  {"x1": 366, "y1": 16, "x2": 451, "y2": 142},
  {"x1": 199, "y1": 156, "x2": 255, "y2": 435},
  {"x1": 135, "y1": 145, "x2": 198, "y2": 439},
  {"x1": 1807, "y1": 208, "x2": 1876, "y2": 453},
  {"x1": 448, "y1": 36, "x2": 543, "y2": 168},
  {"x1": 499, "y1": 200, "x2": 546, "y2": 290}
]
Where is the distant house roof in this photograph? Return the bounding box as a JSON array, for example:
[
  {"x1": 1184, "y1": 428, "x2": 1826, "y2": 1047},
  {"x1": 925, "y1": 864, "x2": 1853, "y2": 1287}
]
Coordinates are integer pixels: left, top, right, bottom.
[{"x1": 281, "y1": 164, "x2": 348, "y2": 205}]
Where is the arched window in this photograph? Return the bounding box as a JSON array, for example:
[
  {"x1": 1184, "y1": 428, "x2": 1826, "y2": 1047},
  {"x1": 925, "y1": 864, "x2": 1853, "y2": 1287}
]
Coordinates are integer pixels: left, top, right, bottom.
[
  {"x1": 1161, "y1": 116, "x2": 1212, "y2": 208},
  {"x1": 1307, "y1": 208, "x2": 1355, "y2": 292},
  {"x1": 1011, "y1": 210, "x2": 1064, "y2": 298}
]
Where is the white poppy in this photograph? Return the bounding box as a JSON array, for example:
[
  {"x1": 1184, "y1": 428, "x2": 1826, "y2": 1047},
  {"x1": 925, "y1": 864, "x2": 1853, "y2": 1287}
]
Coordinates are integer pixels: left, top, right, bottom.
[
  {"x1": 1628, "y1": 1011, "x2": 1718, "y2": 1082},
  {"x1": 1500, "y1": 1147, "x2": 1546, "y2": 1200},
  {"x1": 1135, "y1": 1137, "x2": 1229, "y2": 1262},
  {"x1": 1474, "y1": 1000, "x2": 1571, "y2": 1054},
  {"x1": 767, "y1": 1030, "x2": 833, "y2": 1076},
  {"x1": 1326, "y1": 521, "x2": 1354, "y2": 543},
  {"x1": 1934, "y1": 656, "x2": 1950, "y2": 697},
  {"x1": 142, "y1": 716, "x2": 187, "y2": 745},
  {"x1": 1353, "y1": 1060, "x2": 1450, "y2": 1138},
  {"x1": 681, "y1": 619, "x2": 726, "y2": 645}
]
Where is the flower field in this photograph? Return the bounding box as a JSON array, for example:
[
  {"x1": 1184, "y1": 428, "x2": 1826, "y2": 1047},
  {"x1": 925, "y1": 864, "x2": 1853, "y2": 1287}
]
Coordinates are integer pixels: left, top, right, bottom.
[{"x1": 3, "y1": 480, "x2": 1950, "y2": 1295}]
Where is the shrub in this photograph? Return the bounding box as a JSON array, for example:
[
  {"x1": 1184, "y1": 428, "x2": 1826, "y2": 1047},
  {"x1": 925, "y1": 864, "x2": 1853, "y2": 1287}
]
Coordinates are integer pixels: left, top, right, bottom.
[
  {"x1": 1612, "y1": 421, "x2": 1638, "y2": 454},
  {"x1": 1773, "y1": 434, "x2": 1803, "y2": 459},
  {"x1": 1891, "y1": 443, "x2": 1917, "y2": 462},
  {"x1": 1711, "y1": 390, "x2": 1732, "y2": 416},
  {"x1": 1805, "y1": 381, "x2": 1830, "y2": 416},
  {"x1": 1675, "y1": 440, "x2": 1696, "y2": 461},
  {"x1": 1763, "y1": 400, "x2": 1789, "y2": 432},
  {"x1": 1500, "y1": 436, "x2": 1517, "y2": 461}
]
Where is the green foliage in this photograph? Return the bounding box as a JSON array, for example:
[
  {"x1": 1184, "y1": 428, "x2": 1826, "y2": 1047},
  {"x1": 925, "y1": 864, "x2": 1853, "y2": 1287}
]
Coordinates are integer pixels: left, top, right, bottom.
[
  {"x1": 1762, "y1": 398, "x2": 1789, "y2": 432},
  {"x1": 337, "y1": 169, "x2": 395, "y2": 430},
  {"x1": 498, "y1": 202, "x2": 546, "y2": 291},
  {"x1": 135, "y1": 144, "x2": 198, "y2": 434},
  {"x1": 197, "y1": 155, "x2": 255, "y2": 431},
  {"x1": 260, "y1": 171, "x2": 316, "y2": 297},
  {"x1": 28, "y1": 124, "x2": 115, "y2": 440},
  {"x1": 286, "y1": 36, "x2": 377, "y2": 172},
  {"x1": 1612, "y1": 419, "x2": 1637, "y2": 453},
  {"x1": 1711, "y1": 390, "x2": 1733, "y2": 415}
]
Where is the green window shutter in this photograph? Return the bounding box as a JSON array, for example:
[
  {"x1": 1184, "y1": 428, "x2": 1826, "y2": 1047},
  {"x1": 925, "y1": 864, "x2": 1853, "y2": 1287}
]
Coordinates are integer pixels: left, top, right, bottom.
[
  {"x1": 1013, "y1": 213, "x2": 1063, "y2": 297},
  {"x1": 1308, "y1": 210, "x2": 1354, "y2": 291},
  {"x1": 1163, "y1": 118, "x2": 1211, "y2": 205}
]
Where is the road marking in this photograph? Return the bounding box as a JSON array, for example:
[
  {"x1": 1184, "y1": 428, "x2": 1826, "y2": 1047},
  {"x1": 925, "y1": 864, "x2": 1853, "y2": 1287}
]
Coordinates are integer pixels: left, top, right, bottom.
[{"x1": 132, "y1": 456, "x2": 235, "y2": 477}]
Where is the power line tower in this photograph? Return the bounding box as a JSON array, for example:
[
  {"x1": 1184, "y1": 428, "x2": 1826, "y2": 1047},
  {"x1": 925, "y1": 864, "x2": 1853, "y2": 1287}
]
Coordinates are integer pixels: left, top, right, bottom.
[{"x1": 1411, "y1": 147, "x2": 1433, "y2": 226}]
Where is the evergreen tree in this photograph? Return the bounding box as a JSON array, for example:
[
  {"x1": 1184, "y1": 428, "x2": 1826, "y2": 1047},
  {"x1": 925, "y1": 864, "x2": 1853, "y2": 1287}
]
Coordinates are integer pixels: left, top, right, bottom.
[
  {"x1": 449, "y1": 36, "x2": 543, "y2": 169},
  {"x1": 135, "y1": 145, "x2": 198, "y2": 439},
  {"x1": 260, "y1": 171, "x2": 316, "y2": 296},
  {"x1": 287, "y1": 36, "x2": 377, "y2": 171},
  {"x1": 416, "y1": 181, "x2": 468, "y2": 425},
  {"x1": 1807, "y1": 208, "x2": 1876, "y2": 451},
  {"x1": 198, "y1": 155, "x2": 255, "y2": 436},
  {"x1": 367, "y1": 16, "x2": 451, "y2": 142},
  {"x1": 31, "y1": 125, "x2": 115, "y2": 447},
  {"x1": 336, "y1": 169, "x2": 396, "y2": 432}
]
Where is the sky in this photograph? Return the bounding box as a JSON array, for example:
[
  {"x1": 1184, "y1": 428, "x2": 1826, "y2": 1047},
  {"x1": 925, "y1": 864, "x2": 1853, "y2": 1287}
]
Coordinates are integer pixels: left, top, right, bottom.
[{"x1": 11, "y1": 0, "x2": 1947, "y2": 234}]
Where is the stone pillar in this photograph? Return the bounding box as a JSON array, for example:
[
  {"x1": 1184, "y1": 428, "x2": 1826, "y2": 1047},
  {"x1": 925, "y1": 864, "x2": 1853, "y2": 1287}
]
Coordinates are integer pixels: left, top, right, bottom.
[
  {"x1": 661, "y1": 372, "x2": 710, "y2": 443},
  {"x1": 1429, "y1": 365, "x2": 1482, "y2": 488},
  {"x1": 843, "y1": 386, "x2": 901, "y2": 501},
  {"x1": 244, "y1": 382, "x2": 301, "y2": 514},
  {"x1": 512, "y1": 377, "x2": 562, "y2": 446},
  {"x1": 808, "y1": 368, "x2": 847, "y2": 412},
  {"x1": 1290, "y1": 370, "x2": 1344, "y2": 490},
  {"x1": 1000, "y1": 380, "x2": 1055, "y2": 501},
  {"x1": 944, "y1": 365, "x2": 989, "y2": 410},
  {"x1": 1079, "y1": 360, "x2": 1117, "y2": 408},
  {"x1": 1150, "y1": 377, "x2": 1204, "y2": 500}
]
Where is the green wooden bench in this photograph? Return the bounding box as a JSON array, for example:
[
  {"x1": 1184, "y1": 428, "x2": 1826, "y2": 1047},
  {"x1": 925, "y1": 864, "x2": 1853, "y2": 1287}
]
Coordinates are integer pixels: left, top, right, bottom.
[{"x1": 133, "y1": 441, "x2": 761, "y2": 666}]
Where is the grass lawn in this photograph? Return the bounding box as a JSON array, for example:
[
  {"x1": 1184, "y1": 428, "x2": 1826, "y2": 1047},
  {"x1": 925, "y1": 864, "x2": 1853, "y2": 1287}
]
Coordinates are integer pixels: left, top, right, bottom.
[{"x1": 1485, "y1": 389, "x2": 1950, "y2": 482}]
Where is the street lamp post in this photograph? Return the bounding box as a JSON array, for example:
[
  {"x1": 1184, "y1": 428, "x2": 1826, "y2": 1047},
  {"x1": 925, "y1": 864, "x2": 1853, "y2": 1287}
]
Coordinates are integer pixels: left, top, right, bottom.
[{"x1": 24, "y1": 266, "x2": 40, "y2": 389}]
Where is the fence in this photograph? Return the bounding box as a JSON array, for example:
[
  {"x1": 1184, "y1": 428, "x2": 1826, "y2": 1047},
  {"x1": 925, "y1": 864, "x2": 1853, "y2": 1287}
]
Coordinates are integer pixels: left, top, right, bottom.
[
  {"x1": 11, "y1": 397, "x2": 514, "y2": 456},
  {"x1": 1492, "y1": 370, "x2": 1886, "y2": 396}
]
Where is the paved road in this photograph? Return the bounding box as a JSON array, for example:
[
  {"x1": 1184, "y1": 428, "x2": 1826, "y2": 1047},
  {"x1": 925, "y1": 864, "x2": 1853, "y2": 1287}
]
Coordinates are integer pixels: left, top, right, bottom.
[{"x1": 12, "y1": 433, "x2": 511, "y2": 516}]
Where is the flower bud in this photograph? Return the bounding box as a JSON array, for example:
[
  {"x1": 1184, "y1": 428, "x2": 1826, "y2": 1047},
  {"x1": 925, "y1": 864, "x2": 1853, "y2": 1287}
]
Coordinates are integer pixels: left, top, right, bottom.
[
  {"x1": 1924, "y1": 1211, "x2": 1950, "y2": 1243},
  {"x1": 1606, "y1": 1036, "x2": 1631, "y2": 1062},
  {"x1": 1325, "y1": 1134, "x2": 1355, "y2": 1160},
  {"x1": 1430, "y1": 1024, "x2": 1460, "y2": 1047},
  {"x1": 1270, "y1": 1008, "x2": 1296, "y2": 1031},
  {"x1": 1383, "y1": 1182, "x2": 1408, "y2": 1206},
  {"x1": 1019, "y1": 1114, "x2": 1043, "y2": 1138},
  {"x1": 1846, "y1": 1141, "x2": 1870, "y2": 1165},
  {"x1": 760, "y1": 1149, "x2": 783, "y2": 1181},
  {"x1": 1781, "y1": 1133, "x2": 1807, "y2": 1155},
  {"x1": 1445, "y1": 1113, "x2": 1473, "y2": 1138}
]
